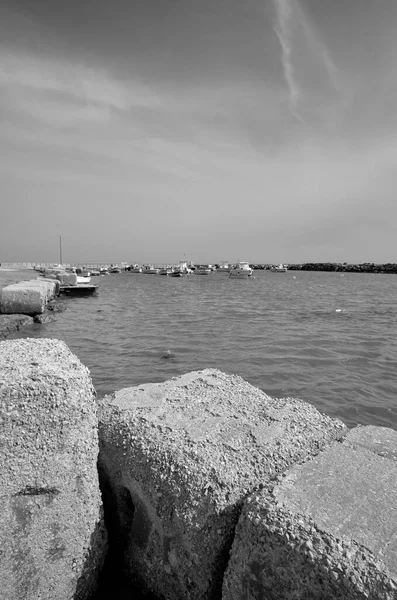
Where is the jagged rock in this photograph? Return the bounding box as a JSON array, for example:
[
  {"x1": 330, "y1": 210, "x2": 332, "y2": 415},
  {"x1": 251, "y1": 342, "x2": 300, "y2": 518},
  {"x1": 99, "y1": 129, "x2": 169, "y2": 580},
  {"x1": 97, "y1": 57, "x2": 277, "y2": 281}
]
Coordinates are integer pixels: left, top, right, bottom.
[
  {"x1": 0, "y1": 314, "x2": 34, "y2": 339},
  {"x1": 0, "y1": 339, "x2": 107, "y2": 600},
  {"x1": 98, "y1": 369, "x2": 346, "y2": 600},
  {"x1": 223, "y1": 425, "x2": 397, "y2": 599}
]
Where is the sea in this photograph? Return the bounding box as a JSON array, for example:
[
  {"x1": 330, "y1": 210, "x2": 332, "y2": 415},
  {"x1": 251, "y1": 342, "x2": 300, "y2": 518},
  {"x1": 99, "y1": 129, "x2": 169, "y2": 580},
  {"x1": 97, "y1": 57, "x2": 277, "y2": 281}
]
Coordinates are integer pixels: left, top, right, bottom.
[{"x1": 2, "y1": 268, "x2": 397, "y2": 430}]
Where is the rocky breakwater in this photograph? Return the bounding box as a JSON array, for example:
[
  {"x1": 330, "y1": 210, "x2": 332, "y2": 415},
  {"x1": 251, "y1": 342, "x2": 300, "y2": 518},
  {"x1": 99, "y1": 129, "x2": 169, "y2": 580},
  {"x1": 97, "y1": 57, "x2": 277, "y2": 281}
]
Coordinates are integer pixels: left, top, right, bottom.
[
  {"x1": 0, "y1": 278, "x2": 58, "y2": 315},
  {"x1": 0, "y1": 339, "x2": 106, "y2": 600},
  {"x1": 0, "y1": 277, "x2": 66, "y2": 338},
  {"x1": 97, "y1": 369, "x2": 347, "y2": 600},
  {"x1": 223, "y1": 425, "x2": 397, "y2": 599}
]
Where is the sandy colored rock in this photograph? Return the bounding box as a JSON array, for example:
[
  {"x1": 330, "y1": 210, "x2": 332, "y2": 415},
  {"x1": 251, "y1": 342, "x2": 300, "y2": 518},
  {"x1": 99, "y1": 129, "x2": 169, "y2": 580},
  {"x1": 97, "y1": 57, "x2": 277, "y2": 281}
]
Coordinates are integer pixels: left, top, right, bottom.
[
  {"x1": 0, "y1": 338, "x2": 106, "y2": 600},
  {"x1": 223, "y1": 426, "x2": 397, "y2": 600},
  {"x1": 0, "y1": 283, "x2": 47, "y2": 314},
  {"x1": 98, "y1": 369, "x2": 346, "y2": 600}
]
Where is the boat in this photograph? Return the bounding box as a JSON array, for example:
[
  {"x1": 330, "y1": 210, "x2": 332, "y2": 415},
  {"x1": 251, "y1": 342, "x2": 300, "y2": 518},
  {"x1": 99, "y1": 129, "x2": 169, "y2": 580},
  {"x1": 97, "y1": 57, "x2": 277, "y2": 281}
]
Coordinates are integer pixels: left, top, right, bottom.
[
  {"x1": 270, "y1": 263, "x2": 288, "y2": 273},
  {"x1": 75, "y1": 267, "x2": 91, "y2": 284},
  {"x1": 159, "y1": 267, "x2": 174, "y2": 275},
  {"x1": 194, "y1": 266, "x2": 212, "y2": 275},
  {"x1": 109, "y1": 265, "x2": 121, "y2": 273},
  {"x1": 216, "y1": 261, "x2": 230, "y2": 274},
  {"x1": 142, "y1": 266, "x2": 160, "y2": 274},
  {"x1": 229, "y1": 261, "x2": 253, "y2": 278},
  {"x1": 130, "y1": 265, "x2": 142, "y2": 273},
  {"x1": 168, "y1": 269, "x2": 186, "y2": 277}
]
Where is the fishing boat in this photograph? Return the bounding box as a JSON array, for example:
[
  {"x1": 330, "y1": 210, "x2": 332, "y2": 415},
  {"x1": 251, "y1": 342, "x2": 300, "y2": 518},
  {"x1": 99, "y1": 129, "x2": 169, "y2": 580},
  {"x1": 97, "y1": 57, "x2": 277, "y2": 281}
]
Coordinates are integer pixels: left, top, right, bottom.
[
  {"x1": 130, "y1": 265, "x2": 142, "y2": 273},
  {"x1": 216, "y1": 261, "x2": 230, "y2": 274},
  {"x1": 75, "y1": 268, "x2": 91, "y2": 283},
  {"x1": 142, "y1": 266, "x2": 160, "y2": 274},
  {"x1": 229, "y1": 261, "x2": 253, "y2": 278},
  {"x1": 270, "y1": 263, "x2": 288, "y2": 273},
  {"x1": 168, "y1": 269, "x2": 186, "y2": 277},
  {"x1": 194, "y1": 267, "x2": 212, "y2": 275},
  {"x1": 109, "y1": 265, "x2": 121, "y2": 273},
  {"x1": 159, "y1": 267, "x2": 174, "y2": 275}
]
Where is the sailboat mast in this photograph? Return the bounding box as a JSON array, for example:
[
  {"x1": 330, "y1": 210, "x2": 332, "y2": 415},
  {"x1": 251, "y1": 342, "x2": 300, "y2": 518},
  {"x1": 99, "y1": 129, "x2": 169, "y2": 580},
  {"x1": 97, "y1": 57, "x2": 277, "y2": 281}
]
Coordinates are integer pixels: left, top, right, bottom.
[{"x1": 59, "y1": 234, "x2": 63, "y2": 265}]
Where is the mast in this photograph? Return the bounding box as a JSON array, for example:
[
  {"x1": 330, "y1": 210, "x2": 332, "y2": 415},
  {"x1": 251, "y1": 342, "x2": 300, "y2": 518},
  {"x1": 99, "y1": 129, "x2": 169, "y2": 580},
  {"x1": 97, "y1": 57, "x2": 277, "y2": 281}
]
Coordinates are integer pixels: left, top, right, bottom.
[{"x1": 59, "y1": 234, "x2": 63, "y2": 265}]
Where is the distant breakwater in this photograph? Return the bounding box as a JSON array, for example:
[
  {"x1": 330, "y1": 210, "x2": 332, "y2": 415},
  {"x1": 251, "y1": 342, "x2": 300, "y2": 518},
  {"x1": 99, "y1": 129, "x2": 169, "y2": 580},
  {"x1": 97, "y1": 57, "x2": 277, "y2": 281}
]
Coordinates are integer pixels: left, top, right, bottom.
[{"x1": 252, "y1": 262, "x2": 397, "y2": 273}]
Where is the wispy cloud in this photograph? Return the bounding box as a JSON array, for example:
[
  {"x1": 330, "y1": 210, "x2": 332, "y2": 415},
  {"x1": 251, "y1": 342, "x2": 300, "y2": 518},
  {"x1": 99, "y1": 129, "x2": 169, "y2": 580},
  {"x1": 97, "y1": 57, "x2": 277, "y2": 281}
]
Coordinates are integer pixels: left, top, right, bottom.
[
  {"x1": 0, "y1": 50, "x2": 166, "y2": 128},
  {"x1": 272, "y1": 0, "x2": 340, "y2": 125},
  {"x1": 273, "y1": 0, "x2": 304, "y2": 122}
]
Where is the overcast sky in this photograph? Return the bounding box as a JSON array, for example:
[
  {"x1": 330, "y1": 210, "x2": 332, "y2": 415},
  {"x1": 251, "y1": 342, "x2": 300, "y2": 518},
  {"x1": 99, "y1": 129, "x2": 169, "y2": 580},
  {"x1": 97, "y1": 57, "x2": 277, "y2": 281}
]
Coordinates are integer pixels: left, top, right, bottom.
[{"x1": 1, "y1": 0, "x2": 396, "y2": 264}]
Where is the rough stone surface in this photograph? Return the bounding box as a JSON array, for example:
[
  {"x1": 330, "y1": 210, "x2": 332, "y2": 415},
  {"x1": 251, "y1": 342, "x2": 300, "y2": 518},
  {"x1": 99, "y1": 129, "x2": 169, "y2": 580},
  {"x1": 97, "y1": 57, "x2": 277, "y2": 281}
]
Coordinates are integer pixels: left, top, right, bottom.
[
  {"x1": 39, "y1": 277, "x2": 61, "y2": 295},
  {"x1": 0, "y1": 284, "x2": 47, "y2": 314},
  {"x1": 56, "y1": 271, "x2": 78, "y2": 286},
  {"x1": 0, "y1": 338, "x2": 107, "y2": 600},
  {"x1": 0, "y1": 314, "x2": 34, "y2": 339},
  {"x1": 223, "y1": 426, "x2": 397, "y2": 600},
  {"x1": 98, "y1": 368, "x2": 346, "y2": 600},
  {"x1": 16, "y1": 279, "x2": 58, "y2": 301}
]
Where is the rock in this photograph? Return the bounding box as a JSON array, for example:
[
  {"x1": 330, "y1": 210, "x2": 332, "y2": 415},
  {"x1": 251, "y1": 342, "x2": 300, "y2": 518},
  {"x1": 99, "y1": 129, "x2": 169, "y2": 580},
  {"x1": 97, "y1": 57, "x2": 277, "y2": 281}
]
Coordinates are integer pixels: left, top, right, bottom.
[
  {"x1": 0, "y1": 339, "x2": 107, "y2": 600},
  {"x1": 47, "y1": 301, "x2": 67, "y2": 313},
  {"x1": 98, "y1": 369, "x2": 346, "y2": 600},
  {"x1": 223, "y1": 426, "x2": 397, "y2": 599},
  {"x1": 0, "y1": 283, "x2": 47, "y2": 314},
  {"x1": 0, "y1": 314, "x2": 34, "y2": 339},
  {"x1": 56, "y1": 272, "x2": 78, "y2": 286},
  {"x1": 33, "y1": 312, "x2": 57, "y2": 324},
  {"x1": 39, "y1": 277, "x2": 61, "y2": 295}
]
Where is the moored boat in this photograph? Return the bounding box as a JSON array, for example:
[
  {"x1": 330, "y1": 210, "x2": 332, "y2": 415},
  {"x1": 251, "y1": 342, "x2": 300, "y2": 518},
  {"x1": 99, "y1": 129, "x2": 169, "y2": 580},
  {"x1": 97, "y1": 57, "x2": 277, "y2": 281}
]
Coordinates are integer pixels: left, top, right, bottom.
[
  {"x1": 216, "y1": 261, "x2": 230, "y2": 274},
  {"x1": 229, "y1": 261, "x2": 253, "y2": 278},
  {"x1": 194, "y1": 266, "x2": 212, "y2": 275},
  {"x1": 270, "y1": 263, "x2": 288, "y2": 273},
  {"x1": 142, "y1": 266, "x2": 160, "y2": 274}
]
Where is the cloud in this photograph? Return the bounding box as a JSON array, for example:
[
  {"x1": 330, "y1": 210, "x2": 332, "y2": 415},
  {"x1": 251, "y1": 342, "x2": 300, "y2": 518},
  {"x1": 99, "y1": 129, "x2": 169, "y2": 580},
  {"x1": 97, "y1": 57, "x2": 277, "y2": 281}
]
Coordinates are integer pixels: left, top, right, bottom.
[{"x1": 272, "y1": 0, "x2": 340, "y2": 126}]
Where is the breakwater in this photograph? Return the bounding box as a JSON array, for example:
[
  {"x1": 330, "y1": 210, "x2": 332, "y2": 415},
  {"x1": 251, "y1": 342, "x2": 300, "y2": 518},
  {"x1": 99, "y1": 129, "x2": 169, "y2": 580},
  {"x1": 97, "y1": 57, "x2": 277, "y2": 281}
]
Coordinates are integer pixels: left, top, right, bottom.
[
  {"x1": 1, "y1": 338, "x2": 397, "y2": 599},
  {"x1": 251, "y1": 262, "x2": 397, "y2": 273}
]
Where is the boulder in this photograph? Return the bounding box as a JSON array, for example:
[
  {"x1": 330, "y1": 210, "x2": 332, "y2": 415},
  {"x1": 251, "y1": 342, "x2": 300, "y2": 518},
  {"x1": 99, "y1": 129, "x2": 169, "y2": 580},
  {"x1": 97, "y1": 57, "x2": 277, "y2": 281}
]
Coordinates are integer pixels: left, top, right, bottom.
[
  {"x1": 98, "y1": 369, "x2": 346, "y2": 600},
  {"x1": 19, "y1": 279, "x2": 58, "y2": 300},
  {"x1": 0, "y1": 339, "x2": 107, "y2": 600},
  {"x1": 0, "y1": 314, "x2": 34, "y2": 339},
  {"x1": 38, "y1": 277, "x2": 61, "y2": 295},
  {"x1": 56, "y1": 272, "x2": 78, "y2": 286},
  {"x1": 0, "y1": 283, "x2": 47, "y2": 314},
  {"x1": 223, "y1": 425, "x2": 397, "y2": 600}
]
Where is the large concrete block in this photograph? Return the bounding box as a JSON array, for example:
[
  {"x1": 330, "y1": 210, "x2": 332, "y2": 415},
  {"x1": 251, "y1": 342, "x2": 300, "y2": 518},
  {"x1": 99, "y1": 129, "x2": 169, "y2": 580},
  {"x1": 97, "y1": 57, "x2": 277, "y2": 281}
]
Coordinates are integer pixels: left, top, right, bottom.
[
  {"x1": 0, "y1": 339, "x2": 107, "y2": 600},
  {"x1": 56, "y1": 271, "x2": 78, "y2": 286},
  {"x1": 17, "y1": 279, "x2": 58, "y2": 300},
  {"x1": 223, "y1": 426, "x2": 397, "y2": 600},
  {"x1": 38, "y1": 277, "x2": 61, "y2": 295},
  {"x1": 98, "y1": 369, "x2": 346, "y2": 600},
  {"x1": 0, "y1": 284, "x2": 47, "y2": 314}
]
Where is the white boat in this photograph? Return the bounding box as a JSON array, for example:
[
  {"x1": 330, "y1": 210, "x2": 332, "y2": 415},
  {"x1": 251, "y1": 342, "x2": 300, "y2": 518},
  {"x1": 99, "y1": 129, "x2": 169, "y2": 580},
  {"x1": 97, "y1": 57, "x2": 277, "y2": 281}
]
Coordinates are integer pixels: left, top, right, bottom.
[
  {"x1": 216, "y1": 261, "x2": 230, "y2": 274},
  {"x1": 270, "y1": 263, "x2": 288, "y2": 273},
  {"x1": 142, "y1": 266, "x2": 160, "y2": 274},
  {"x1": 229, "y1": 261, "x2": 253, "y2": 278},
  {"x1": 130, "y1": 265, "x2": 142, "y2": 273},
  {"x1": 194, "y1": 267, "x2": 211, "y2": 275}
]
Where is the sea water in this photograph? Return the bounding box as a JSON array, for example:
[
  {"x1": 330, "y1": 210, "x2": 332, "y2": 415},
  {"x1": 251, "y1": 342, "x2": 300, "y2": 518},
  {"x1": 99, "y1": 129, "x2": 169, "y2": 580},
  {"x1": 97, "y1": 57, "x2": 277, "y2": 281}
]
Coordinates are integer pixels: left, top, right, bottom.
[{"x1": 5, "y1": 269, "x2": 397, "y2": 429}]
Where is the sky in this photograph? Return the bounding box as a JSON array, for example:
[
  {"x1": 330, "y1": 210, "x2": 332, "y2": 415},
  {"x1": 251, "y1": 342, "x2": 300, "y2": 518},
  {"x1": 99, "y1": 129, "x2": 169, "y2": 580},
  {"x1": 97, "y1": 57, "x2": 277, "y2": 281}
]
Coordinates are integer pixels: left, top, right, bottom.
[{"x1": 1, "y1": 0, "x2": 396, "y2": 264}]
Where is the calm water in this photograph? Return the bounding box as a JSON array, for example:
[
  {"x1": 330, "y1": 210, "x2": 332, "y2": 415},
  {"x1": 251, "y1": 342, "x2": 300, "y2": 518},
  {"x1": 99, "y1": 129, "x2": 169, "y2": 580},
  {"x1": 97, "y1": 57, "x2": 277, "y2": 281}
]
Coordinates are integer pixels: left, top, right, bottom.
[{"x1": 4, "y1": 269, "x2": 397, "y2": 429}]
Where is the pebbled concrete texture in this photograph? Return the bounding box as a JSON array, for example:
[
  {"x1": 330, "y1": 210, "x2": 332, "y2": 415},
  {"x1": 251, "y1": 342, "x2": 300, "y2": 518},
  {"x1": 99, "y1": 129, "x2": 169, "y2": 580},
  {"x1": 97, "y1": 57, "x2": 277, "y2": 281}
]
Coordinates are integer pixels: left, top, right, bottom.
[
  {"x1": 98, "y1": 368, "x2": 346, "y2": 600},
  {"x1": 0, "y1": 338, "x2": 107, "y2": 600},
  {"x1": 0, "y1": 283, "x2": 47, "y2": 314},
  {"x1": 223, "y1": 426, "x2": 397, "y2": 600}
]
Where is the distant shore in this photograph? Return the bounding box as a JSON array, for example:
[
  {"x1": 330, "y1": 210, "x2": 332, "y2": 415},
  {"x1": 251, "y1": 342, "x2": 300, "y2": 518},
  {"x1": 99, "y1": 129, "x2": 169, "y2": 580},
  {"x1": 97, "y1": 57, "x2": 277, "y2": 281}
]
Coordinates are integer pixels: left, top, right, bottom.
[{"x1": 1, "y1": 262, "x2": 397, "y2": 274}]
